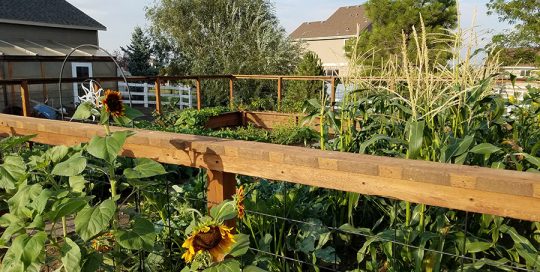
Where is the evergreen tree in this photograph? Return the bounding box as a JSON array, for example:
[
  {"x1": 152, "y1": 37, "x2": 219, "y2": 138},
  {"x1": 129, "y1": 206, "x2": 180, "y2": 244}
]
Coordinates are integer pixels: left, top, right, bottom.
[
  {"x1": 283, "y1": 51, "x2": 324, "y2": 112},
  {"x1": 147, "y1": 0, "x2": 301, "y2": 106},
  {"x1": 121, "y1": 26, "x2": 157, "y2": 76},
  {"x1": 345, "y1": 0, "x2": 457, "y2": 67}
]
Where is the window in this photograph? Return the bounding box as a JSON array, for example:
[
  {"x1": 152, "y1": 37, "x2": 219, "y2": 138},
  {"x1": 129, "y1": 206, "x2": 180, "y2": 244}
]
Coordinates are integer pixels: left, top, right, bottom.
[
  {"x1": 71, "y1": 62, "x2": 93, "y2": 105},
  {"x1": 520, "y1": 70, "x2": 531, "y2": 77}
]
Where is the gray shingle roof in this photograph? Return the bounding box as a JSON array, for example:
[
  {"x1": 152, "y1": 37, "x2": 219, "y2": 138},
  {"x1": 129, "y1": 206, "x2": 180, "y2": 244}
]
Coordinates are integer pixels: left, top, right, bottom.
[{"x1": 0, "y1": 0, "x2": 106, "y2": 31}]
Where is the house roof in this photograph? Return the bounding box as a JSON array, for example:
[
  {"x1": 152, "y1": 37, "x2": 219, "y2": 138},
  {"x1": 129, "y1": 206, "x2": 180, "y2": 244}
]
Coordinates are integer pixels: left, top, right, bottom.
[
  {"x1": 0, "y1": 38, "x2": 109, "y2": 61},
  {"x1": 0, "y1": 0, "x2": 106, "y2": 31},
  {"x1": 290, "y1": 5, "x2": 371, "y2": 40}
]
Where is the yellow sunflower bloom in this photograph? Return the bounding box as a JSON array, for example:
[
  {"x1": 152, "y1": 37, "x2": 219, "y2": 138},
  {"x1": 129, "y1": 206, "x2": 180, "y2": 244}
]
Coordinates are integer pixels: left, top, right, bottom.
[
  {"x1": 235, "y1": 186, "x2": 245, "y2": 220},
  {"x1": 103, "y1": 90, "x2": 125, "y2": 117},
  {"x1": 182, "y1": 224, "x2": 236, "y2": 263},
  {"x1": 91, "y1": 232, "x2": 115, "y2": 253}
]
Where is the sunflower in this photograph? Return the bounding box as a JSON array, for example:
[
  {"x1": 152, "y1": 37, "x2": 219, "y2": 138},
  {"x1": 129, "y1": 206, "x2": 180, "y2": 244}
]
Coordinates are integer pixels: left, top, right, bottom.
[
  {"x1": 234, "y1": 186, "x2": 245, "y2": 220},
  {"x1": 182, "y1": 224, "x2": 236, "y2": 263},
  {"x1": 102, "y1": 90, "x2": 125, "y2": 117},
  {"x1": 91, "y1": 232, "x2": 115, "y2": 253}
]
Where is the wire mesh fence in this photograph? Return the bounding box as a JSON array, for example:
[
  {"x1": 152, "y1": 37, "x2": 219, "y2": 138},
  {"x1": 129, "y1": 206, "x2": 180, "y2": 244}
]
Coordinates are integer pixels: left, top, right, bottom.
[{"x1": 102, "y1": 167, "x2": 540, "y2": 272}]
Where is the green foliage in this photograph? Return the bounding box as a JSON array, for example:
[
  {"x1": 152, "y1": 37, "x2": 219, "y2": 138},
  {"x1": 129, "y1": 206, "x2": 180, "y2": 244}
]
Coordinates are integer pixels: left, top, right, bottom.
[
  {"x1": 496, "y1": 47, "x2": 539, "y2": 67},
  {"x1": 487, "y1": 0, "x2": 540, "y2": 48},
  {"x1": 115, "y1": 217, "x2": 156, "y2": 250},
  {"x1": 147, "y1": 0, "x2": 301, "y2": 105},
  {"x1": 87, "y1": 131, "x2": 132, "y2": 164},
  {"x1": 149, "y1": 29, "x2": 191, "y2": 76},
  {"x1": 345, "y1": 0, "x2": 457, "y2": 67},
  {"x1": 210, "y1": 124, "x2": 270, "y2": 142},
  {"x1": 75, "y1": 199, "x2": 116, "y2": 242},
  {"x1": 300, "y1": 22, "x2": 540, "y2": 271},
  {"x1": 282, "y1": 51, "x2": 325, "y2": 112},
  {"x1": 173, "y1": 107, "x2": 229, "y2": 128},
  {"x1": 237, "y1": 96, "x2": 276, "y2": 112},
  {"x1": 269, "y1": 123, "x2": 318, "y2": 145},
  {"x1": 123, "y1": 158, "x2": 167, "y2": 179},
  {"x1": 0, "y1": 127, "x2": 170, "y2": 270},
  {"x1": 121, "y1": 26, "x2": 157, "y2": 76}
]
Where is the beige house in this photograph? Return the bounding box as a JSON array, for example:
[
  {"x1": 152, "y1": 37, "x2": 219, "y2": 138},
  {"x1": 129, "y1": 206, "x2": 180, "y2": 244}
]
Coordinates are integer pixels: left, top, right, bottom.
[
  {"x1": 0, "y1": 0, "x2": 116, "y2": 113},
  {"x1": 290, "y1": 5, "x2": 371, "y2": 76},
  {"x1": 496, "y1": 65, "x2": 540, "y2": 100}
]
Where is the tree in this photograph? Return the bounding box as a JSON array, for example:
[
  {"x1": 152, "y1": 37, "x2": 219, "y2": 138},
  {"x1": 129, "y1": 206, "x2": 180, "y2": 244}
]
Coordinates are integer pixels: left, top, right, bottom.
[
  {"x1": 149, "y1": 29, "x2": 191, "y2": 76},
  {"x1": 146, "y1": 0, "x2": 301, "y2": 106},
  {"x1": 496, "y1": 47, "x2": 539, "y2": 67},
  {"x1": 121, "y1": 26, "x2": 157, "y2": 76},
  {"x1": 345, "y1": 0, "x2": 457, "y2": 67},
  {"x1": 487, "y1": 0, "x2": 540, "y2": 49},
  {"x1": 282, "y1": 51, "x2": 324, "y2": 112},
  {"x1": 487, "y1": 0, "x2": 540, "y2": 67}
]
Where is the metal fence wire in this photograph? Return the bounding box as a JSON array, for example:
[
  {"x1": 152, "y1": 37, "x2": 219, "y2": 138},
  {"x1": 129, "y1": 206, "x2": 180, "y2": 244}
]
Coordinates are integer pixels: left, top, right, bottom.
[{"x1": 119, "y1": 170, "x2": 539, "y2": 272}]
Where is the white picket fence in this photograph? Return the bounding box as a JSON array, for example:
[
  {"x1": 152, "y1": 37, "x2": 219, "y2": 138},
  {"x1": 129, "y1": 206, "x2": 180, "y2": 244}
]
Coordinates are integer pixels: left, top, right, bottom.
[{"x1": 118, "y1": 82, "x2": 195, "y2": 109}]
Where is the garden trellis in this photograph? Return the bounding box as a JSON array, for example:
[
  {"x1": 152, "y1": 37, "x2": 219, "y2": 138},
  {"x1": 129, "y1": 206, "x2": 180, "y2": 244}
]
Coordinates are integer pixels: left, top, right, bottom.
[{"x1": 1, "y1": 74, "x2": 539, "y2": 271}]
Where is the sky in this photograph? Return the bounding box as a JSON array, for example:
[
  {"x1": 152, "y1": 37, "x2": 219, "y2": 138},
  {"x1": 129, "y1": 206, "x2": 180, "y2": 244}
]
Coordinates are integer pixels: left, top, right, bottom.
[{"x1": 67, "y1": 0, "x2": 510, "y2": 52}]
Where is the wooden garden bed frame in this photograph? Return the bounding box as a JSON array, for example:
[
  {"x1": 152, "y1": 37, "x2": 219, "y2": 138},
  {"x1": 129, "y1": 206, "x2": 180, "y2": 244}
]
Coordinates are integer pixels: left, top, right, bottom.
[
  {"x1": 205, "y1": 111, "x2": 307, "y2": 130},
  {"x1": 1, "y1": 113, "x2": 539, "y2": 222}
]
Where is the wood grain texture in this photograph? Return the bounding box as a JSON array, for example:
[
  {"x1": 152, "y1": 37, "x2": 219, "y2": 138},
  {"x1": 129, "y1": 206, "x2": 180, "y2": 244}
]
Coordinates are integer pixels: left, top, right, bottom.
[
  {"x1": 154, "y1": 79, "x2": 162, "y2": 114},
  {"x1": 196, "y1": 79, "x2": 201, "y2": 111},
  {"x1": 207, "y1": 170, "x2": 236, "y2": 208},
  {"x1": 205, "y1": 112, "x2": 242, "y2": 129},
  {"x1": 1, "y1": 114, "x2": 539, "y2": 221},
  {"x1": 229, "y1": 78, "x2": 234, "y2": 110},
  {"x1": 19, "y1": 82, "x2": 29, "y2": 117}
]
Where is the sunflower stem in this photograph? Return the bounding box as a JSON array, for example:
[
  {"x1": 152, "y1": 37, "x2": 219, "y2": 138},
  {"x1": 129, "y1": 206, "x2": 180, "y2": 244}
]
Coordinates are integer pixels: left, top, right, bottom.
[{"x1": 103, "y1": 124, "x2": 111, "y2": 136}]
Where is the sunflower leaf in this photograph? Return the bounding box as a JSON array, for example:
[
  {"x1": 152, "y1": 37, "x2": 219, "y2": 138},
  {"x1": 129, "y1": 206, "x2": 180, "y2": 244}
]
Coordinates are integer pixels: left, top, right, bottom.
[
  {"x1": 87, "y1": 131, "x2": 133, "y2": 164},
  {"x1": 51, "y1": 153, "x2": 87, "y2": 177},
  {"x1": 115, "y1": 217, "x2": 156, "y2": 251},
  {"x1": 228, "y1": 234, "x2": 250, "y2": 257},
  {"x1": 72, "y1": 102, "x2": 94, "y2": 120},
  {"x1": 203, "y1": 259, "x2": 241, "y2": 272},
  {"x1": 210, "y1": 200, "x2": 237, "y2": 222},
  {"x1": 124, "y1": 158, "x2": 166, "y2": 179},
  {"x1": 75, "y1": 199, "x2": 116, "y2": 241}
]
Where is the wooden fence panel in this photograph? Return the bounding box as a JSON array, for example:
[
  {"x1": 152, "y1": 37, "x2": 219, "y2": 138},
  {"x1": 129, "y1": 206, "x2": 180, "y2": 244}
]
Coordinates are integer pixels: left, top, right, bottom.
[{"x1": 1, "y1": 114, "x2": 540, "y2": 221}]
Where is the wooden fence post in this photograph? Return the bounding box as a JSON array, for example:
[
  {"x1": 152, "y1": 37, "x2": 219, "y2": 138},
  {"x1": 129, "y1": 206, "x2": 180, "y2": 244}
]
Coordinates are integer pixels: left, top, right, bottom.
[
  {"x1": 277, "y1": 77, "x2": 282, "y2": 112},
  {"x1": 229, "y1": 77, "x2": 234, "y2": 110},
  {"x1": 196, "y1": 78, "x2": 201, "y2": 111},
  {"x1": 20, "y1": 81, "x2": 30, "y2": 117},
  {"x1": 155, "y1": 78, "x2": 162, "y2": 114},
  {"x1": 207, "y1": 169, "x2": 236, "y2": 209}
]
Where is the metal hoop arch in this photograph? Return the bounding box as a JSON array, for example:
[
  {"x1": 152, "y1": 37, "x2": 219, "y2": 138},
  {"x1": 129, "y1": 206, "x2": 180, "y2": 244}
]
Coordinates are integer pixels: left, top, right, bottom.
[{"x1": 57, "y1": 44, "x2": 132, "y2": 119}]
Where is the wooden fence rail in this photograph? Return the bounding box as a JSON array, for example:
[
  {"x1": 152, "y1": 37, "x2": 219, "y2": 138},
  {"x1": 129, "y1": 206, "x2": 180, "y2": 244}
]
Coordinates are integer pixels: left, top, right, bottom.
[
  {"x1": 1, "y1": 113, "x2": 539, "y2": 222},
  {"x1": 2, "y1": 75, "x2": 534, "y2": 115}
]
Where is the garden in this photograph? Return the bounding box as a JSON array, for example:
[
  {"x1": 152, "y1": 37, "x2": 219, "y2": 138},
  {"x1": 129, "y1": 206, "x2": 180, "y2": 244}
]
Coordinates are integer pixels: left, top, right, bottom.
[{"x1": 1, "y1": 14, "x2": 540, "y2": 272}]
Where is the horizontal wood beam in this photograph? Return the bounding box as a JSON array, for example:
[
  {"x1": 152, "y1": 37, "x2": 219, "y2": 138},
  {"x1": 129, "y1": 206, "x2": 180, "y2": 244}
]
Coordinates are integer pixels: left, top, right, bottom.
[
  {"x1": 0, "y1": 75, "x2": 532, "y2": 86},
  {"x1": 1, "y1": 114, "x2": 540, "y2": 222}
]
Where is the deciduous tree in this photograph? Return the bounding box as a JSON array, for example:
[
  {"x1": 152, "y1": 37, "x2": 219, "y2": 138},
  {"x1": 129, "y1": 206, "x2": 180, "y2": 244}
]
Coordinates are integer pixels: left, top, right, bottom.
[
  {"x1": 147, "y1": 0, "x2": 301, "y2": 106},
  {"x1": 487, "y1": 0, "x2": 540, "y2": 49}
]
